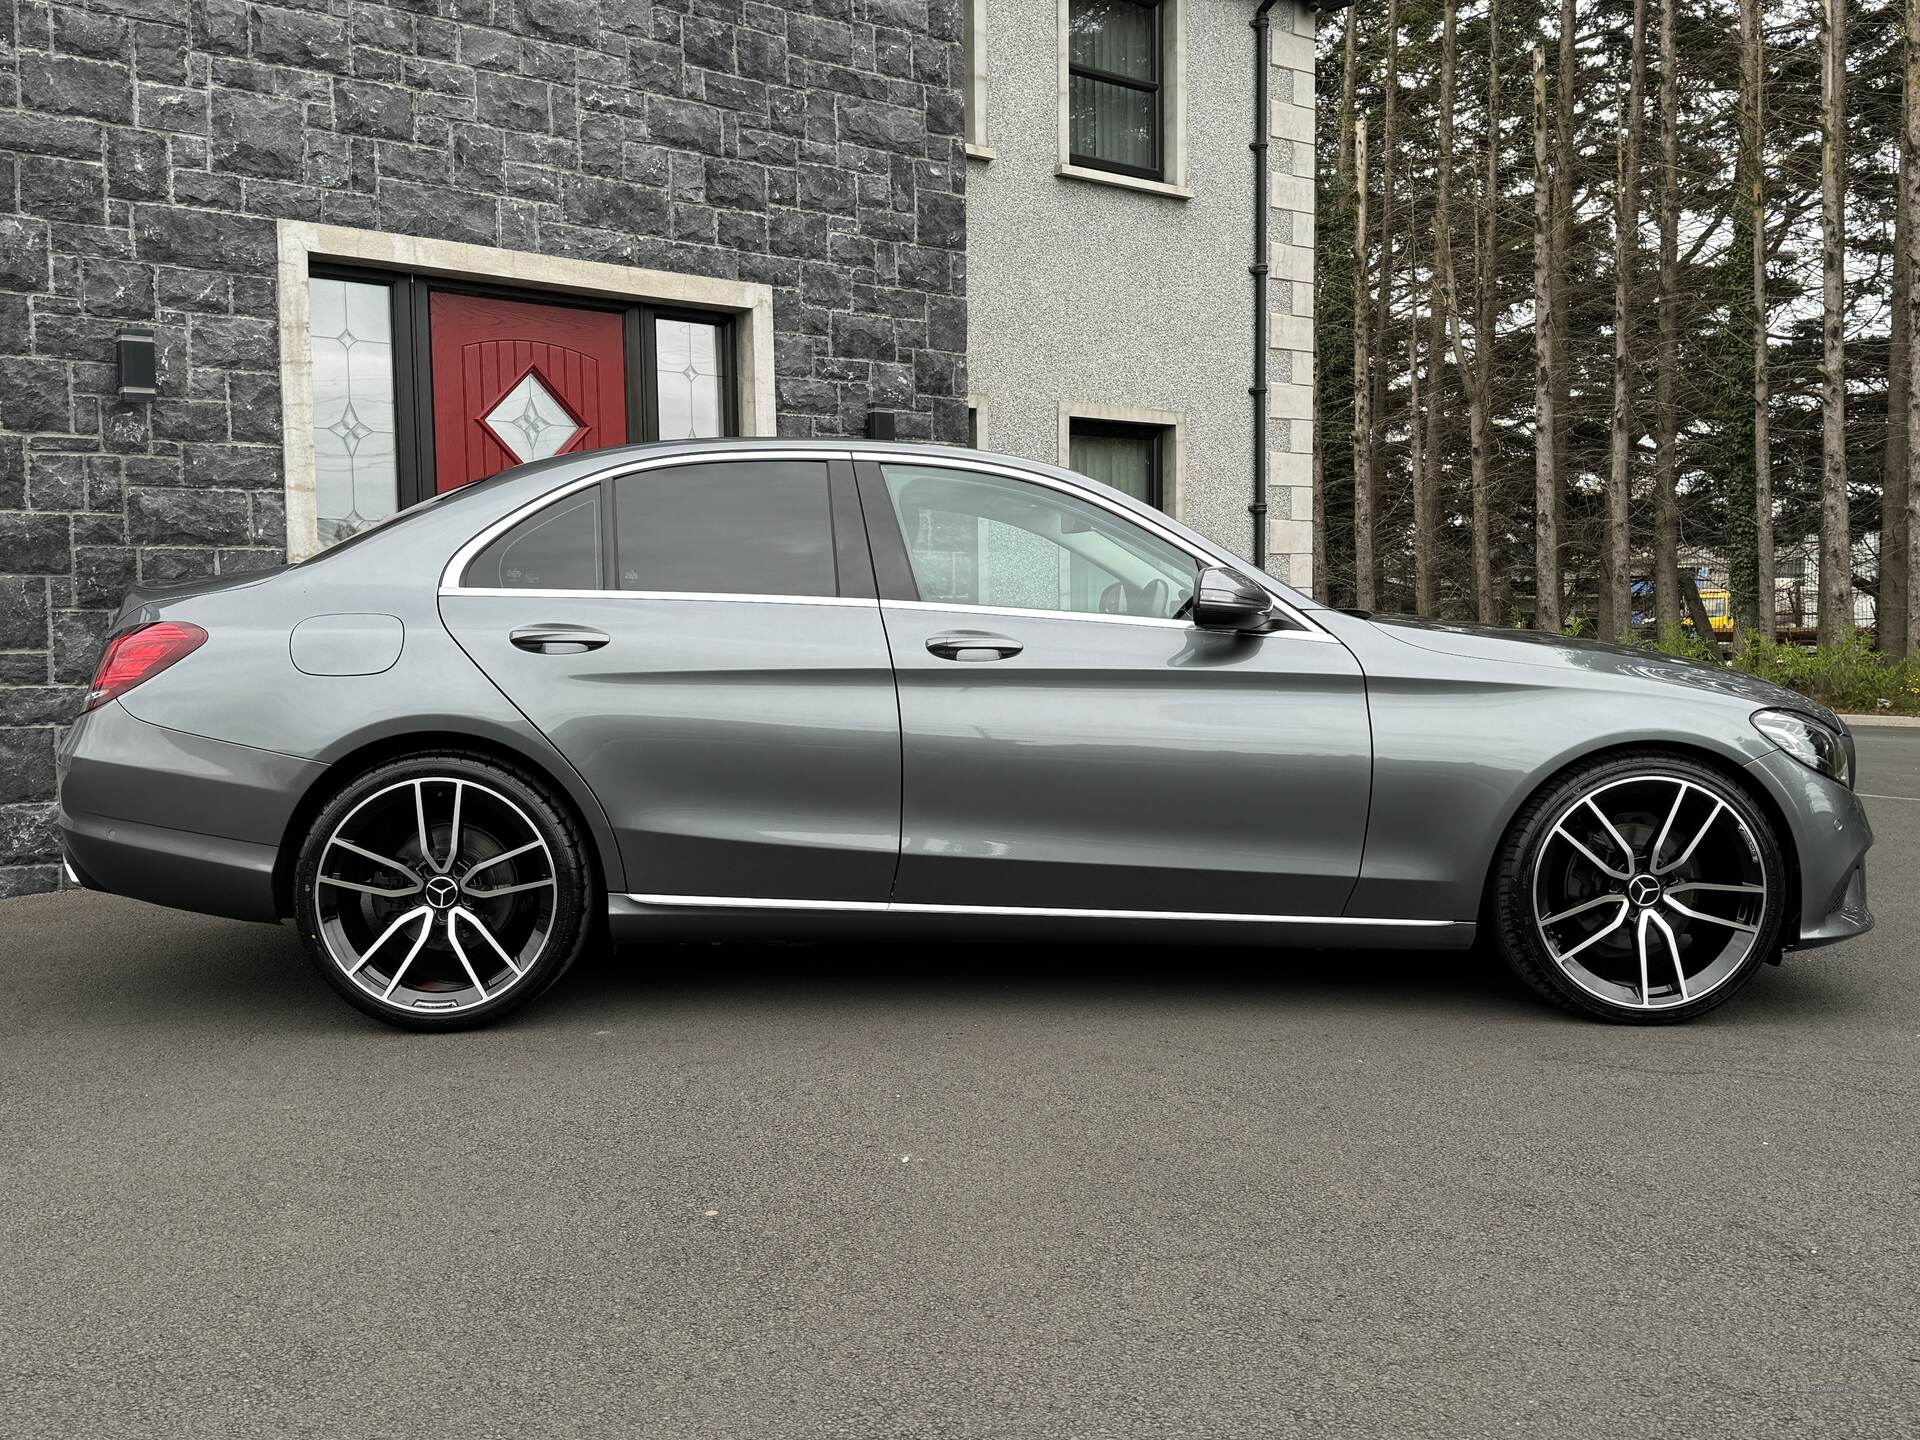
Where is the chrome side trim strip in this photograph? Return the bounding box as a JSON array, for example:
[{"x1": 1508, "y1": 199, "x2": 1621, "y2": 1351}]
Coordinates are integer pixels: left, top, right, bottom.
[
  {"x1": 447, "y1": 588, "x2": 872, "y2": 607},
  {"x1": 439, "y1": 447, "x2": 855, "y2": 593},
  {"x1": 623, "y1": 892, "x2": 1461, "y2": 928}
]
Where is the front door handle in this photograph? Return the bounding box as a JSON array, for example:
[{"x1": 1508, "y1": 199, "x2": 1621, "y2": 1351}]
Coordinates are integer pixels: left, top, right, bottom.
[
  {"x1": 926, "y1": 631, "x2": 1023, "y2": 662},
  {"x1": 511, "y1": 624, "x2": 610, "y2": 655}
]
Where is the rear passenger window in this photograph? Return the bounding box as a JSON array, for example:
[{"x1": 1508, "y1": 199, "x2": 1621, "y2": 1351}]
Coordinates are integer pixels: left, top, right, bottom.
[
  {"x1": 613, "y1": 460, "x2": 837, "y2": 597},
  {"x1": 464, "y1": 489, "x2": 603, "y2": 590}
]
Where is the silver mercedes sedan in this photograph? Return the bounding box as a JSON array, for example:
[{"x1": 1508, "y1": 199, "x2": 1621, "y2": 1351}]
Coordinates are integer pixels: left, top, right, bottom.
[{"x1": 57, "y1": 440, "x2": 1872, "y2": 1029}]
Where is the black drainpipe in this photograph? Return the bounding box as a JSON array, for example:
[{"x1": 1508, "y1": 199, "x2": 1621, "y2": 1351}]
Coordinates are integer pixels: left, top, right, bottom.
[{"x1": 1249, "y1": 0, "x2": 1280, "y2": 570}]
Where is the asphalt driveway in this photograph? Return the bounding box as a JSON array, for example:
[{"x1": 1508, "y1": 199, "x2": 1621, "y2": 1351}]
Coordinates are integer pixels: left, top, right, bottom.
[{"x1": 2, "y1": 731, "x2": 1917, "y2": 1439}]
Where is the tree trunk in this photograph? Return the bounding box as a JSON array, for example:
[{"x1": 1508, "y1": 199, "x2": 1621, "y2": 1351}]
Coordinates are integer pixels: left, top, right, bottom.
[
  {"x1": 1905, "y1": 0, "x2": 1920, "y2": 655},
  {"x1": 1354, "y1": 116, "x2": 1376, "y2": 613},
  {"x1": 1420, "y1": 0, "x2": 1460, "y2": 621},
  {"x1": 1369, "y1": 0, "x2": 1402, "y2": 499},
  {"x1": 1337, "y1": 3, "x2": 1358, "y2": 184},
  {"x1": 1410, "y1": 292, "x2": 1429, "y2": 615},
  {"x1": 1748, "y1": 0, "x2": 1774, "y2": 643},
  {"x1": 1604, "y1": 0, "x2": 1649, "y2": 643},
  {"x1": 1818, "y1": 0, "x2": 1852, "y2": 645},
  {"x1": 1533, "y1": 45, "x2": 1560, "y2": 633},
  {"x1": 1654, "y1": 0, "x2": 1681, "y2": 631},
  {"x1": 1474, "y1": 0, "x2": 1499, "y2": 625},
  {"x1": 1888, "y1": 22, "x2": 1915, "y2": 656},
  {"x1": 1552, "y1": 0, "x2": 1575, "y2": 605}
]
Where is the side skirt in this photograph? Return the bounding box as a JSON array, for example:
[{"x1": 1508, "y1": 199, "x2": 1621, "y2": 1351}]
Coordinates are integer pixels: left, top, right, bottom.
[{"x1": 607, "y1": 893, "x2": 1478, "y2": 951}]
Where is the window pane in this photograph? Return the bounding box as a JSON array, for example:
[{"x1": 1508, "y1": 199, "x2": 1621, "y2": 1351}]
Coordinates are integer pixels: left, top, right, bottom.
[
  {"x1": 465, "y1": 490, "x2": 603, "y2": 590},
  {"x1": 881, "y1": 464, "x2": 1195, "y2": 619},
  {"x1": 1070, "y1": 428, "x2": 1158, "y2": 506},
  {"x1": 655, "y1": 318, "x2": 725, "y2": 440},
  {"x1": 1069, "y1": 0, "x2": 1157, "y2": 81},
  {"x1": 309, "y1": 277, "x2": 399, "y2": 548},
  {"x1": 1069, "y1": 75, "x2": 1157, "y2": 174},
  {"x1": 615, "y1": 461, "x2": 836, "y2": 597}
]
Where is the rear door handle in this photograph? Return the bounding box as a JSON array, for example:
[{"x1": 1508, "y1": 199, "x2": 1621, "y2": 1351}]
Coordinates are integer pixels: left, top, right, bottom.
[
  {"x1": 510, "y1": 624, "x2": 610, "y2": 655},
  {"x1": 926, "y1": 632, "x2": 1023, "y2": 662}
]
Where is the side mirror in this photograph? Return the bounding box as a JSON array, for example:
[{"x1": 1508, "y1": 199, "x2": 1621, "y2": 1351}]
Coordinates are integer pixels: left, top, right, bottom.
[{"x1": 1192, "y1": 567, "x2": 1272, "y2": 632}]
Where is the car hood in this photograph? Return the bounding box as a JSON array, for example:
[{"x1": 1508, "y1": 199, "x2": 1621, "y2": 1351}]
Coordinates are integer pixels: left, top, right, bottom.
[{"x1": 1367, "y1": 616, "x2": 1846, "y2": 731}]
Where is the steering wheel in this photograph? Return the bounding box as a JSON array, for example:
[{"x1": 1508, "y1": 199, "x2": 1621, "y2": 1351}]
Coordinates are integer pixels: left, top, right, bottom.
[{"x1": 1138, "y1": 578, "x2": 1169, "y2": 618}]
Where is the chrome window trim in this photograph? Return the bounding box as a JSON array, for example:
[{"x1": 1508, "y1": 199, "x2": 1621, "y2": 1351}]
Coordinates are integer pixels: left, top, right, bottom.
[
  {"x1": 438, "y1": 445, "x2": 1329, "y2": 643},
  {"x1": 451, "y1": 588, "x2": 874, "y2": 608},
  {"x1": 855, "y1": 449, "x2": 1328, "y2": 638},
  {"x1": 439, "y1": 447, "x2": 853, "y2": 595},
  {"x1": 882, "y1": 598, "x2": 1190, "y2": 631},
  {"x1": 624, "y1": 892, "x2": 1462, "y2": 928}
]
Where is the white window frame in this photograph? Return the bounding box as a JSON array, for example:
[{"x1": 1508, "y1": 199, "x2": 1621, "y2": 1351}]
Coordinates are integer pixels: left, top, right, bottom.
[
  {"x1": 1055, "y1": 0, "x2": 1189, "y2": 200},
  {"x1": 274, "y1": 220, "x2": 776, "y2": 561}
]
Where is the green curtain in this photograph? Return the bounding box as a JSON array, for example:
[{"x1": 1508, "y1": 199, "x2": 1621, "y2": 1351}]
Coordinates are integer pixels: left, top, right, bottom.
[{"x1": 1070, "y1": 429, "x2": 1156, "y2": 505}]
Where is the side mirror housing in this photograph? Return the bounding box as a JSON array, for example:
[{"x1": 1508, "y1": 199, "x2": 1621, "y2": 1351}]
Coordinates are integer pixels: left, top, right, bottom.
[{"x1": 1192, "y1": 567, "x2": 1272, "y2": 632}]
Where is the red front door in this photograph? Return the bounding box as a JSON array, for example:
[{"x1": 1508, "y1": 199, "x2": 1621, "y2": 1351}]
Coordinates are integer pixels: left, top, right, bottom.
[{"x1": 429, "y1": 293, "x2": 629, "y2": 493}]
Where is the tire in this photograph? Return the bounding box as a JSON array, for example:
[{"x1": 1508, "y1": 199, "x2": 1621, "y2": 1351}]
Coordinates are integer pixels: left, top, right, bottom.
[
  {"x1": 1491, "y1": 749, "x2": 1787, "y2": 1024},
  {"x1": 293, "y1": 751, "x2": 595, "y2": 1031}
]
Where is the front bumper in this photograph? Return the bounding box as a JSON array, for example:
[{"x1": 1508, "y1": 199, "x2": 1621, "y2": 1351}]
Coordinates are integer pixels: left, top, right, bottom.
[
  {"x1": 58, "y1": 701, "x2": 323, "y2": 924},
  {"x1": 1743, "y1": 748, "x2": 1874, "y2": 950}
]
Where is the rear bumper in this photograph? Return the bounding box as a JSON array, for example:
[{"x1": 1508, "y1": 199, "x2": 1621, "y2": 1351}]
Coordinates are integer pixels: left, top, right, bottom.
[
  {"x1": 1743, "y1": 749, "x2": 1874, "y2": 951},
  {"x1": 57, "y1": 701, "x2": 322, "y2": 924}
]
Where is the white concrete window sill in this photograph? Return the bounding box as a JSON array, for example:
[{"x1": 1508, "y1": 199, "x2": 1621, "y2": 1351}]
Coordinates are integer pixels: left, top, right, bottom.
[
  {"x1": 1054, "y1": 163, "x2": 1191, "y2": 201},
  {"x1": 966, "y1": 143, "x2": 997, "y2": 162}
]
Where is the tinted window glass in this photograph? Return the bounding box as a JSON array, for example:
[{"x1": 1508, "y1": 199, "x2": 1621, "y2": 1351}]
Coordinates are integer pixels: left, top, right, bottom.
[
  {"x1": 614, "y1": 460, "x2": 837, "y2": 597},
  {"x1": 880, "y1": 464, "x2": 1196, "y2": 619},
  {"x1": 464, "y1": 489, "x2": 603, "y2": 590}
]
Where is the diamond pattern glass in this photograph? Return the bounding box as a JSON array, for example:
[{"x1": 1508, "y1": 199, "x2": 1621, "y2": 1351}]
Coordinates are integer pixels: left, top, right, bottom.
[
  {"x1": 655, "y1": 318, "x2": 724, "y2": 440},
  {"x1": 482, "y1": 371, "x2": 587, "y2": 465},
  {"x1": 308, "y1": 278, "x2": 399, "y2": 548}
]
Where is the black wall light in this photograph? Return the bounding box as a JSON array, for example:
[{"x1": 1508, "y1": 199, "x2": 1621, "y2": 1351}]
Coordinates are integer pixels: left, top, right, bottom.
[
  {"x1": 117, "y1": 330, "x2": 157, "y2": 398},
  {"x1": 865, "y1": 409, "x2": 897, "y2": 441}
]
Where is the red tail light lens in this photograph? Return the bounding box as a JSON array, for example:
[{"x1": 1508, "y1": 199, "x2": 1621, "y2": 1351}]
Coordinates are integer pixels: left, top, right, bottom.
[{"x1": 83, "y1": 622, "x2": 207, "y2": 714}]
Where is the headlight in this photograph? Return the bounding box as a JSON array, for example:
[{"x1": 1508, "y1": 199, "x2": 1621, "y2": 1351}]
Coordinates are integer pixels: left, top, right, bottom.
[{"x1": 1752, "y1": 709, "x2": 1851, "y2": 787}]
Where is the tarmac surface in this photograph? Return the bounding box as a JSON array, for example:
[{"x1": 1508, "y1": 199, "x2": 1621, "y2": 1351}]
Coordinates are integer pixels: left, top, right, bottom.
[{"x1": 3, "y1": 729, "x2": 1917, "y2": 1438}]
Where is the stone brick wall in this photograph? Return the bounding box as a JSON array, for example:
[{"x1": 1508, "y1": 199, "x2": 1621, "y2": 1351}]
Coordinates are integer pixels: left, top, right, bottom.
[{"x1": 0, "y1": 0, "x2": 968, "y2": 898}]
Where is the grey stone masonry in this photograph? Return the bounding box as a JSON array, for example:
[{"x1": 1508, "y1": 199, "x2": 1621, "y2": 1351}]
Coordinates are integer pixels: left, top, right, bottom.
[{"x1": 0, "y1": 0, "x2": 969, "y2": 897}]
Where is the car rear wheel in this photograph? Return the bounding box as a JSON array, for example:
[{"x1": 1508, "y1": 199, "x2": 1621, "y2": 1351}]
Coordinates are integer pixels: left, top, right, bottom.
[
  {"x1": 293, "y1": 752, "x2": 594, "y2": 1030},
  {"x1": 1492, "y1": 751, "x2": 1787, "y2": 1023}
]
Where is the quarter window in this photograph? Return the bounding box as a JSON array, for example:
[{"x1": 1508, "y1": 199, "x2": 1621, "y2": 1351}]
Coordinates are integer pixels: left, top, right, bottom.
[
  {"x1": 880, "y1": 464, "x2": 1196, "y2": 619},
  {"x1": 613, "y1": 460, "x2": 838, "y2": 598},
  {"x1": 1067, "y1": 0, "x2": 1163, "y2": 180},
  {"x1": 465, "y1": 489, "x2": 604, "y2": 591}
]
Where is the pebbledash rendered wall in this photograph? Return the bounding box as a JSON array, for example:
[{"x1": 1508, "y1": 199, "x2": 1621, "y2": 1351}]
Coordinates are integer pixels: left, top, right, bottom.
[
  {"x1": 0, "y1": 0, "x2": 969, "y2": 899},
  {"x1": 965, "y1": 0, "x2": 1316, "y2": 587}
]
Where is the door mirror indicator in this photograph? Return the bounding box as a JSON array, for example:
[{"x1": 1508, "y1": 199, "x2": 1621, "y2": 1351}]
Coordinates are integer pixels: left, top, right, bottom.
[{"x1": 1191, "y1": 567, "x2": 1273, "y2": 632}]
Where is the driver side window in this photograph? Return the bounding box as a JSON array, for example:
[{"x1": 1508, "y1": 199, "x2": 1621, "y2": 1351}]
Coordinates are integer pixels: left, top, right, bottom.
[{"x1": 879, "y1": 464, "x2": 1197, "y2": 620}]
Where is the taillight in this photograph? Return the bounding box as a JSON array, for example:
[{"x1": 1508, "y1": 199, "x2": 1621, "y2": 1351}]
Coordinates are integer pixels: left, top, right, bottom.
[{"x1": 83, "y1": 622, "x2": 207, "y2": 714}]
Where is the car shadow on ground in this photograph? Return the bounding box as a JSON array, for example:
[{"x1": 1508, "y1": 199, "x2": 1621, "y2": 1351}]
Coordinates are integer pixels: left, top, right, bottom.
[{"x1": 558, "y1": 936, "x2": 1538, "y2": 1017}]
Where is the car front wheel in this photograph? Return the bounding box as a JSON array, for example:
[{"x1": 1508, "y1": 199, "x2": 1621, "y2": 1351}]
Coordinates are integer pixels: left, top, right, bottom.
[
  {"x1": 293, "y1": 752, "x2": 595, "y2": 1030},
  {"x1": 1492, "y1": 751, "x2": 1787, "y2": 1023}
]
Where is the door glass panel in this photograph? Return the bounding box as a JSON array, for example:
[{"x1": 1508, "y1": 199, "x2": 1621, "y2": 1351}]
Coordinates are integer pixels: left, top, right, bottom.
[
  {"x1": 655, "y1": 318, "x2": 725, "y2": 440},
  {"x1": 880, "y1": 464, "x2": 1196, "y2": 619},
  {"x1": 308, "y1": 277, "x2": 400, "y2": 547},
  {"x1": 615, "y1": 461, "x2": 836, "y2": 597},
  {"x1": 482, "y1": 370, "x2": 587, "y2": 464},
  {"x1": 464, "y1": 489, "x2": 604, "y2": 590}
]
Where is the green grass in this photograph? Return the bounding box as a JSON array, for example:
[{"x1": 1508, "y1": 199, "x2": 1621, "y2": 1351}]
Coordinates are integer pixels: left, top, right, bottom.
[{"x1": 1643, "y1": 628, "x2": 1920, "y2": 715}]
